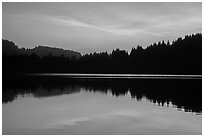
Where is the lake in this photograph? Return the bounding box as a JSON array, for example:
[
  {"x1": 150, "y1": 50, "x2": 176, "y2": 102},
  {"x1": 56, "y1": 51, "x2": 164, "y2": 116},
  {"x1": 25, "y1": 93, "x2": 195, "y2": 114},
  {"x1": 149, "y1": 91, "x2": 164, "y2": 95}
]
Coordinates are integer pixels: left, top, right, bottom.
[{"x1": 2, "y1": 74, "x2": 202, "y2": 135}]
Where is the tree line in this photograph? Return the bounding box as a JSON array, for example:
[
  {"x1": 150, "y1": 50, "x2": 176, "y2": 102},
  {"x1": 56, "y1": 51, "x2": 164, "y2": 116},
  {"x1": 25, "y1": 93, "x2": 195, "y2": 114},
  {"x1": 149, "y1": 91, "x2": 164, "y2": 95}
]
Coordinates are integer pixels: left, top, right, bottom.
[{"x1": 3, "y1": 33, "x2": 202, "y2": 76}]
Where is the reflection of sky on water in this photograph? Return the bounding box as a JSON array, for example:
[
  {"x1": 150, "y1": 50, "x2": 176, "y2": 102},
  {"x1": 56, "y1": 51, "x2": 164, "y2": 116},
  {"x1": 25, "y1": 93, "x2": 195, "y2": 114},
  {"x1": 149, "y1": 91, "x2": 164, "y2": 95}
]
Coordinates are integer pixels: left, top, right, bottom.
[{"x1": 3, "y1": 89, "x2": 201, "y2": 135}]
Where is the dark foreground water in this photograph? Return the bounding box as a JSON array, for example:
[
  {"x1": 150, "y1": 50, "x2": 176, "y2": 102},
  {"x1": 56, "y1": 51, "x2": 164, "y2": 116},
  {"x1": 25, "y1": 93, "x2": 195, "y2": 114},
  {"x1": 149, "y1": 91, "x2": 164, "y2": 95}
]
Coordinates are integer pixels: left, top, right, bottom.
[{"x1": 2, "y1": 74, "x2": 202, "y2": 135}]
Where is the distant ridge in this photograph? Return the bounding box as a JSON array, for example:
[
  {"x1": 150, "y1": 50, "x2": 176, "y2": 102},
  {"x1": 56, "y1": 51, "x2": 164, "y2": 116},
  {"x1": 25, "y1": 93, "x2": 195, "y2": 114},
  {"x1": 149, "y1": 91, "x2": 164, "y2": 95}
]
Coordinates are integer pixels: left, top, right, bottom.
[
  {"x1": 2, "y1": 33, "x2": 202, "y2": 75},
  {"x1": 2, "y1": 39, "x2": 81, "y2": 59}
]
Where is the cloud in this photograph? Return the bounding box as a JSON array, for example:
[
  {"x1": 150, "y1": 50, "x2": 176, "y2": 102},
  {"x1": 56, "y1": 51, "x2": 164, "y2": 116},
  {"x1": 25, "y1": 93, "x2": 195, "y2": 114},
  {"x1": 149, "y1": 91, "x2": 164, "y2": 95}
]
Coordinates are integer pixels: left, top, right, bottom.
[
  {"x1": 50, "y1": 116, "x2": 91, "y2": 127},
  {"x1": 47, "y1": 16, "x2": 164, "y2": 36},
  {"x1": 3, "y1": 2, "x2": 201, "y2": 53},
  {"x1": 49, "y1": 110, "x2": 141, "y2": 127}
]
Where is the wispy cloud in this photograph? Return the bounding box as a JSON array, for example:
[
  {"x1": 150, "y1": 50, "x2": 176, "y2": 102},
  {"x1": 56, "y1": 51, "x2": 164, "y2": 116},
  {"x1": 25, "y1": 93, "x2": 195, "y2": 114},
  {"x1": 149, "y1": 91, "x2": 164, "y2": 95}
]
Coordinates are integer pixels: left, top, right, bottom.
[
  {"x1": 47, "y1": 16, "x2": 161, "y2": 36},
  {"x1": 3, "y1": 2, "x2": 201, "y2": 53},
  {"x1": 48, "y1": 109, "x2": 161, "y2": 129},
  {"x1": 59, "y1": 117, "x2": 91, "y2": 126},
  {"x1": 50, "y1": 110, "x2": 142, "y2": 127}
]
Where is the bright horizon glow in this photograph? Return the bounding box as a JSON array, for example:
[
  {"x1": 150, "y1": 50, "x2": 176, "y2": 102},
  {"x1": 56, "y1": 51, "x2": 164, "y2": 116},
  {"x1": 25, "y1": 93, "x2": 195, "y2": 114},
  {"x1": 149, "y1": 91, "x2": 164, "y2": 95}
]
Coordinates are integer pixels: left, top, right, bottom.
[{"x1": 30, "y1": 73, "x2": 202, "y2": 79}]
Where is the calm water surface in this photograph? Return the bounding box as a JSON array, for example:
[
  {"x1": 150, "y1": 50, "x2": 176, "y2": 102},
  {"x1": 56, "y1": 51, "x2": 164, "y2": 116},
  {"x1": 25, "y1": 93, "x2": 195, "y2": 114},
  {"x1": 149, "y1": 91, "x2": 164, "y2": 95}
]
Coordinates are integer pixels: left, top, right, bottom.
[{"x1": 2, "y1": 74, "x2": 202, "y2": 135}]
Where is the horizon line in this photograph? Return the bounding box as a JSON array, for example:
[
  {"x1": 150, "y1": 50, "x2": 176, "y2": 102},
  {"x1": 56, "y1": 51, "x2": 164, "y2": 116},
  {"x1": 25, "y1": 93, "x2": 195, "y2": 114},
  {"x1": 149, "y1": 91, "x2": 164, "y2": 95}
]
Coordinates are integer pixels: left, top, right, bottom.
[
  {"x1": 29, "y1": 73, "x2": 202, "y2": 79},
  {"x1": 3, "y1": 32, "x2": 202, "y2": 55}
]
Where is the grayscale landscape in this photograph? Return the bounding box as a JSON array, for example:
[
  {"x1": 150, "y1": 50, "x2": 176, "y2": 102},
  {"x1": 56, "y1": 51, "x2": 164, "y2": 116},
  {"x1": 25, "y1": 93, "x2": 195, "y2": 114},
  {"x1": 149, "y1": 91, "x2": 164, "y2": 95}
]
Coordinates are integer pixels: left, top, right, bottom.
[{"x1": 2, "y1": 2, "x2": 202, "y2": 135}]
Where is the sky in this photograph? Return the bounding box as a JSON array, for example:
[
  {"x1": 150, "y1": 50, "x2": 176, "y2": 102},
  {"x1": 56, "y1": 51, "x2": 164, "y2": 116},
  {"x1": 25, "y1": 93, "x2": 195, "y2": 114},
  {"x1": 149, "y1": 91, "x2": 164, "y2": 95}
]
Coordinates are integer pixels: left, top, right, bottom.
[{"x1": 2, "y1": 2, "x2": 202, "y2": 54}]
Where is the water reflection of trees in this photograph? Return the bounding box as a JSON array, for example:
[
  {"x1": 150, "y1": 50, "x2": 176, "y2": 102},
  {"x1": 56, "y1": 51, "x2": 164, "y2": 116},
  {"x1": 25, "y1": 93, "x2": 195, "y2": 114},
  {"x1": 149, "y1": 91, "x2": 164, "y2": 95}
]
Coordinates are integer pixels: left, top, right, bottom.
[{"x1": 3, "y1": 76, "x2": 201, "y2": 113}]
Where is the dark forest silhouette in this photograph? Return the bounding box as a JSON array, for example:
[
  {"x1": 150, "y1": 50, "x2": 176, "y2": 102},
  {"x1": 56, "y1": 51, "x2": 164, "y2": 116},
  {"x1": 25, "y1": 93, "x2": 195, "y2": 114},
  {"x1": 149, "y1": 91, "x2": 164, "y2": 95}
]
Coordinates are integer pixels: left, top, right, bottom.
[
  {"x1": 3, "y1": 76, "x2": 201, "y2": 113},
  {"x1": 3, "y1": 33, "x2": 202, "y2": 76},
  {"x1": 2, "y1": 34, "x2": 202, "y2": 114}
]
